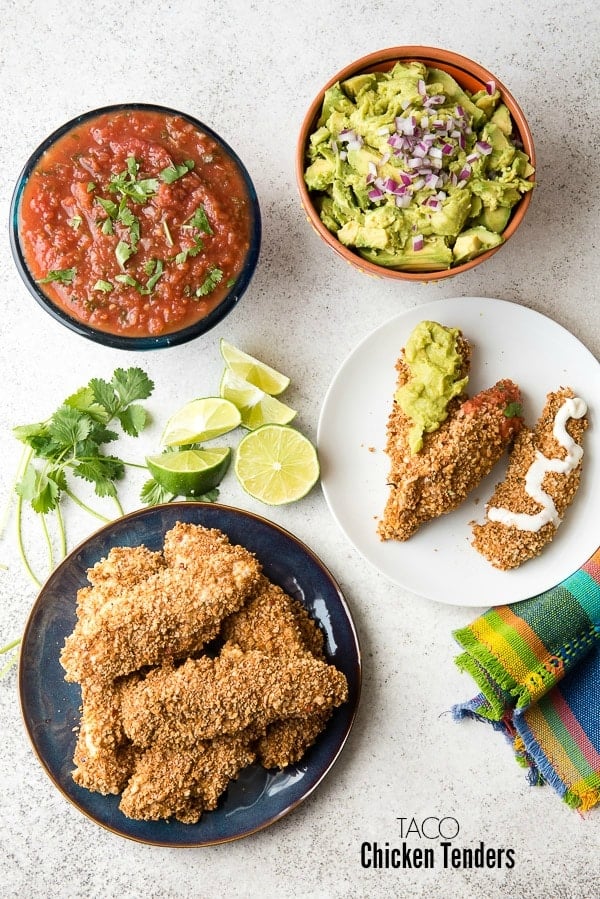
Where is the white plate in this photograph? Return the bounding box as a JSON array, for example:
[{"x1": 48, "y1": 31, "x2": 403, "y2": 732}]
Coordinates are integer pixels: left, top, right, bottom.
[{"x1": 318, "y1": 297, "x2": 600, "y2": 607}]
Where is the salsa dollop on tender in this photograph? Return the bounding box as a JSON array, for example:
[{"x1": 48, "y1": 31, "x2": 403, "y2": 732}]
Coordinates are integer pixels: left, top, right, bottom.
[{"x1": 19, "y1": 109, "x2": 254, "y2": 337}]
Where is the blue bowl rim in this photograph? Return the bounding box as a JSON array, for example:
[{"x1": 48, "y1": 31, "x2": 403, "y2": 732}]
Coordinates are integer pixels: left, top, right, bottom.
[{"x1": 9, "y1": 102, "x2": 262, "y2": 351}]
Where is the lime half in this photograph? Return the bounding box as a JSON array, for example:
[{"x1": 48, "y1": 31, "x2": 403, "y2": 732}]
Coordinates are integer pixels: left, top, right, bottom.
[
  {"x1": 234, "y1": 424, "x2": 319, "y2": 505},
  {"x1": 161, "y1": 397, "x2": 241, "y2": 447},
  {"x1": 220, "y1": 369, "x2": 296, "y2": 430},
  {"x1": 146, "y1": 447, "x2": 231, "y2": 496},
  {"x1": 220, "y1": 339, "x2": 291, "y2": 395}
]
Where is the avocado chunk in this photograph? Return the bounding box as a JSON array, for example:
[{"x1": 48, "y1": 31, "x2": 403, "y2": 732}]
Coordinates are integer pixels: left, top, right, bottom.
[
  {"x1": 452, "y1": 226, "x2": 504, "y2": 263},
  {"x1": 360, "y1": 235, "x2": 453, "y2": 271},
  {"x1": 304, "y1": 157, "x2": 336, "y2": 191},
  {"x1": 473, "y1": 206, "x2": 512, "y2": 233},
  {"x1": 491, "y1": 103, "x2": 513, "y2": 136}
]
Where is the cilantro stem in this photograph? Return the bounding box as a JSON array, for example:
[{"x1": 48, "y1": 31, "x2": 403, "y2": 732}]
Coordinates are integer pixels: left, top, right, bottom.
[
  {"x1": 41, "y1": 513, "x2": 54, "y2": 570},
  {"x1": 56, "y1": 503, "x2": 67, "y2": 559},
  {"x1": 113, "y1": 495, "x2": 124, "y2": 517},
  {"x1": 0, "y1": 637, "x2": 20, "y2": 679},
  {"x1": 63, "y1": 488, "x2": 112, "y2": 523},
  {"x1": 0, "y1": 637, "x2": 21, "y2": 655},
  {"x1": 15, "y1": 492, "x2": 42, "y2": 588},
  {"x1": 0, "y1": 642, "x2": 19, "y2": 678}
]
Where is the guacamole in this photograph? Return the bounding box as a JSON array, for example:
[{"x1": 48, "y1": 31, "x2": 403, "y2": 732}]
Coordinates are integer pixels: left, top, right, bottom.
[
  {"x1": 395, "y1": 321, "x2": 468, "y2": 452},
  {"x1": 304, "y1": 61, "x2": 535, "y2": 270}
]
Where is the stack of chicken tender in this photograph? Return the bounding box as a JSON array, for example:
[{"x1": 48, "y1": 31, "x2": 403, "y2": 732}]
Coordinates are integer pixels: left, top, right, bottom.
[{"x1": 60, "y1": 522, "x2": 348, "y2": 824}]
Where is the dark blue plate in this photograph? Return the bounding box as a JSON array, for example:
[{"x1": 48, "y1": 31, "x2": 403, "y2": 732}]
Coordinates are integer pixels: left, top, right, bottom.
[{"x1": 19, "y1": 503, "x2": 361, "y2": 846}]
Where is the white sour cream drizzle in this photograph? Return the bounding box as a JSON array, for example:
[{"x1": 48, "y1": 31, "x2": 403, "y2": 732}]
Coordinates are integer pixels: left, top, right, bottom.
[{"x1": 487, "y1": 396, "x2": 587, "y2": 532}]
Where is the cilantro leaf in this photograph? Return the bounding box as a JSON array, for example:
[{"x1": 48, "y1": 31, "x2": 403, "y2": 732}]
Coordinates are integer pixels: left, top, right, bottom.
[
  {"x1": 47, "y1": 407, "x2": 93, "y2": 448},
  {"x1": 111, "y1": 368, "x2": 154, "y2": 406},
  {"x1": 116, "y1": 240, "x2": 134, "y2": 268},
  {"x1": 117, "y1": 404, "x2": 149, "y2": 437},
  {"x1": 64, "y1": 387, "x2": 111, "y2": 423},
  {"x1": 196, "y1": 267, "x2": 223, "y2": 297},
  {"x1": 89, "y1": 377, "x2": 120, "y2": 417},
  {"x1": 504, "y1": 402, "x2": 523, "y2": 418},
  {"x1": 140, "y1": 478, "x2": 175, "y2": 506},
  {"x1": 184, "y1": 205, "x2": 213, "y2": 235},
  {"x1": 38, "y1": 267, "x2": 76, "y2": 285},
  {"x1": 160, "y1": 159, "x2": 195, "y2": 184}
]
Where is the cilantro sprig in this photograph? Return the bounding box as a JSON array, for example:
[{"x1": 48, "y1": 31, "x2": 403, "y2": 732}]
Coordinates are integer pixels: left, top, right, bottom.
[{"x1": 13, "y1": 367, "x2": 154, "y2": 587}]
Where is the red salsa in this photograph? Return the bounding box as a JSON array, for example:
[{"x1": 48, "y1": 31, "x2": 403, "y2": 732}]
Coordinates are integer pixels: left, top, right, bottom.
[{"x1": 19, "y1": 109, "x2": 254, "y2": 337}]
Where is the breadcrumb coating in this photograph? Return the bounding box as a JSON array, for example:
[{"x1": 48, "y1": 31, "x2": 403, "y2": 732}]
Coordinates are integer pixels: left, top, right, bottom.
[
  {"x1": 60, "y1": 523, "x2": 262, "y2": 682},
  {"x1": 379, "y1": 360, "x2": 524, "y2": 541},
  {"x1": 121, "y1": 646, "x2": 348, "y2": 749},
  {"x1": 222, "y1": 578, "x2": 329, "y2": 767},
  {"x1": 119, "y1": 733, "x2": 257, "y2": 824},
  {"x1": 472, "y1": 388, "x2": 588, "y2": 569}
]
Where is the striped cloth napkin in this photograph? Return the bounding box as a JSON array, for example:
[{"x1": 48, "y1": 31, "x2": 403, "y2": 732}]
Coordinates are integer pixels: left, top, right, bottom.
[{"x1": 452, "y1": 548, "x2": 600, "y2": 811}]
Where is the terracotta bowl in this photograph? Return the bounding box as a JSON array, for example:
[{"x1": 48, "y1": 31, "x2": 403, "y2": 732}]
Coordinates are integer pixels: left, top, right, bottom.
[{"x1": 296, "y1": 46, "x2": 536, "y2": 282}]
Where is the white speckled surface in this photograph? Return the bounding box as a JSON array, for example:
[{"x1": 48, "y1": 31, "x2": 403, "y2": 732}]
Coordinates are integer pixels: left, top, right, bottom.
[{"x1": 1, "y1": 1, "x2": 599, "y2": 897}]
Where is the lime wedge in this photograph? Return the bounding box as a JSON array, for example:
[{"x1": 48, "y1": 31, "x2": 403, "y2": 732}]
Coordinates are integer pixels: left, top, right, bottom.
[
  {"x1": 234, "y1": 424, "x2": 319, "y2": 505},
  {"x1": 220, "y1": 339, "x2": 291, "y2": 395},
  {"x1": 161, "y1": 397, "x2": 241, "y2": 447},
  {"x1": 220, "y1": 369, "x2": 296, "y2": 430},
  {"x1": 146, "y1": 447, "x2": 231, "y2": 496}
]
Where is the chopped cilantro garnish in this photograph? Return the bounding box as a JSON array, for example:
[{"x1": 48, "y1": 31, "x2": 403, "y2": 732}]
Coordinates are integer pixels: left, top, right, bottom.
[
  {"x1": 38, "y1": 267, "x2": 76, "y2": 285},
  {"x1": 93, "y1": 280, "x2": 113, "y2": 293},
  {"x1": 183, "y1": 204, "x2": 213, "y2": 235},
  {"x1": 108, "y1": 156, "x2": 159, "y2": 204},
  {"x1": 504, "y1": 402, "x2": 523, "y2": 418},
  {"x1": 196, "y1": 267, "x2": 223, "y2": 297},
  {"x1": 175, "y1": 237, "x2": 204, "y2": 265},
  {"x1": 68, "y1": 215, "x2": 82, "y2": 230},
  {"x1": 160, "y1": 159, "x2": 195, "y2": 184},
  {"x1": 86, "y1": 181, "x2": 96, "y2": 192},
  {"x1": 115, "y1": 240, "x2": 134, "y2": 269}
]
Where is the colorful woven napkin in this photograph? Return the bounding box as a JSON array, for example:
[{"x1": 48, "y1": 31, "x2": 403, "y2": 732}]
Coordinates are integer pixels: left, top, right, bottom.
[{"x1": 452, "y1": 548, "x2": 600, "y2": 811}]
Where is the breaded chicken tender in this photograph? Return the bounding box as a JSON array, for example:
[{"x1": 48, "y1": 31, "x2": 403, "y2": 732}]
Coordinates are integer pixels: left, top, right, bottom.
[
  {"x1": 119, "y1": 732, "x2": 257, "y2": 824},
  {"x1": 121, "y1": 646, "x2": 348, "y2": 750},
  {"x1": 472, "y1": 388, "x2": 588, "y2": 569},
  {"x1": 379, "y1": 378, "x2": 524, "y2": 541},
  {"x1": 72, "y1": 675, "x2": 140, "y2": 795},
  {"x1": 60, "y1": 524, "x2": 262, "y2": 682},
  {"x1": 222, "y1": 578, "x2": 329, "y2": 767}
]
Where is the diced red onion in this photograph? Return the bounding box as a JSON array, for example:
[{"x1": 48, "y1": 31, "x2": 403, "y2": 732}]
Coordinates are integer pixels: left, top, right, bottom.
[
  {"x1": 339, "y1": 150, "x2": 347, "y2": 161},
  {"x1": 396, "y1": 193, "x2": 411, "y2": 207},
  {"x1": 384, "y1": 178, "x2": 399, "y2": 192},
  {"x1": 457, "y1": 179, "x2": 467, "y2": 189},
  {"x1": 377, "y1": 125, "x2": 390, "y2": 135},
  {"x1": 485, "y1": 80, "x2": 496, "y2": 95},
  {"x1": 400, "y1": 172, "x2": 412, "y2": 186},
  {"x1": 427, "y1": 198, "x2": 441, "y2": 210},
  {"x1": 408, "y1": 157, "x2": 422, "y2": 169},
  {"x1": 429, "y1": 146, "x2": 443, "y2": 159},
  {"x1": 412, "y1": 234, "x2": 424, "y2": 251},
  {"x1": 458, "y1": 165, "x2": 471, "y2": 180},
  {"x1": 412, "y1": 178, "x2": 425, "y2": 191},
  {"x1": 368, "y1": 187, "x2": 384, "y2": 201},
  {"x1": 441, "y1": 143, "x2": 454, "y2": 155},
  {"x1": 466, "y1": 152, "x2": 479, "y2": 163},
  {"x1": 379, "y1": 151, "x2": 391, "y2": 166},
  {"x1": 455, "y1": 105, "x2": 465, "y2": 118},
  {"x1": 425, "y1": 172, "x2": 439, "y2": 189},
  {"x1": 475, "y1": 140, "x2": 492, "y2": 155},
  {"x1": 368, "y1": 161, "x2": 378, "y2": 178},
  {"x1": 418, "y1": 79, "x2": 427, "y2": 96}
]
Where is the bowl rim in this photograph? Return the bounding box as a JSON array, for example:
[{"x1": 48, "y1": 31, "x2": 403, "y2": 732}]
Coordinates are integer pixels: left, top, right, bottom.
[
  {"x1": 296, "y1": 45, "x2": 536, "y2": 282},
  {"x1": 10, "y1": 102, "x2": 262, "y2": 350}
]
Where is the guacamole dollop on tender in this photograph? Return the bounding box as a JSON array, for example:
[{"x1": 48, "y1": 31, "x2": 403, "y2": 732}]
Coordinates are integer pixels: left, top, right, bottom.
[
  {"x1": 395, "y1": 321, "x2": 468, "y2": 453},
  {"x1": 304, "y1": 61, "x2": 535, "y2": 270}
]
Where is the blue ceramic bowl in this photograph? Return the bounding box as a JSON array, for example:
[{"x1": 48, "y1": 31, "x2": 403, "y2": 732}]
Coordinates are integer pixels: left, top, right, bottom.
[
  {"x1": 9, "y1": 104, "x2": 261, "y2": 350},
  {"x1": 19, "y1": 503, "x2": 361, "y2": 846}
]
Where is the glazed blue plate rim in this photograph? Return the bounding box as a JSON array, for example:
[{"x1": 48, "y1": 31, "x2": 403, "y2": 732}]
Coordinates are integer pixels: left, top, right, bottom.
[
  {"x1": 18, "y1": 502, "x2": 361, "y2": 846},
  {"x1": 9, "y1": 103, "x2": 261, "y2": 350}
]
